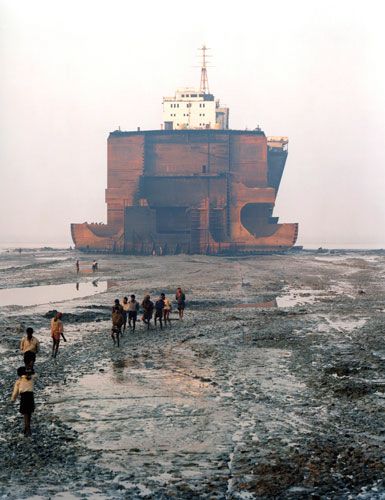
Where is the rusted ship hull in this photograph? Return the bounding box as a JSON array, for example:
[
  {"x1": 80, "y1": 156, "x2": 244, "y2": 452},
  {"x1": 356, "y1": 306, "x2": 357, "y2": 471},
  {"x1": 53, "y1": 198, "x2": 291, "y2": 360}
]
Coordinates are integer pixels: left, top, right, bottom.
[{"x1": 71, "y1": 129, "x2": 298, "y2": 254}]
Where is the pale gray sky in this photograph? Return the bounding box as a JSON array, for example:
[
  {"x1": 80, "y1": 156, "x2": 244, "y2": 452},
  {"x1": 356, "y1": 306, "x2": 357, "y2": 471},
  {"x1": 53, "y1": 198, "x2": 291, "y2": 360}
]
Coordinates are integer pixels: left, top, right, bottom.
[{"x1": 1, "y1": 0, "x2": 385, "y2": 246}]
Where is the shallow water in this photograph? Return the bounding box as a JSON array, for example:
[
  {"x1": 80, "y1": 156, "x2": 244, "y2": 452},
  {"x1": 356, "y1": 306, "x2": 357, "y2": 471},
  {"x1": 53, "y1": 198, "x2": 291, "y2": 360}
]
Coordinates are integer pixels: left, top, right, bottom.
[
  {"x1": 50, "y1": 350, "x2": 233, "y2": 494},
  {"x1": 0, "y1": 281, "x2": 108, "y2": 307}
]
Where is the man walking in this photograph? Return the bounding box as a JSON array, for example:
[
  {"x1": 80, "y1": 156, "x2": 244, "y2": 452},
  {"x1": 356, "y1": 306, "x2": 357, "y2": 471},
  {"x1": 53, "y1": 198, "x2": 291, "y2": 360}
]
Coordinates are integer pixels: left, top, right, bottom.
[
  {"x1": 20, "y1": 327, "x2": 39, "y2": 366},
  {"x1": 128, "y1": 294, "x2": 140, "y2": 332},
  {"x1": 154, "y1": 293, "x2": 165, "y2": 330}
]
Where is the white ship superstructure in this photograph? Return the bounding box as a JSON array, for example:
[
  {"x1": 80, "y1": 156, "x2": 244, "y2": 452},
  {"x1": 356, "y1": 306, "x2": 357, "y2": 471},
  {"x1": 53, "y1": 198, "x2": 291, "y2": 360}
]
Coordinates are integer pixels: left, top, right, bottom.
[{"x1": 162, "y1": 46, "x2": 229, "y2": 130}]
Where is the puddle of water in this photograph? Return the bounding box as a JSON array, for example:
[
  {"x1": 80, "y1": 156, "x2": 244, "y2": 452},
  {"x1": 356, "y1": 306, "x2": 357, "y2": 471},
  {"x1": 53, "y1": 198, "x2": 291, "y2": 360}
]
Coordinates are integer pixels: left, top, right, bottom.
[
  {"x1": 51, "y1": 355, "x2": 228, "y2": 458},
  {"x1": 233, "y1": 289, "x2": 320, "y2": 310},
  {"x1": 276, "y1": 288, "x2": 320, "y2": 307},
  {"x1": 317, "y1": 317, "x2": 367, "y2": 334},
  {"x1": 0, "y1": 281, "x2": 109, "y2": 307},
  {"x1": 235, "y1": 299, "x2": 277, "y2": 309}
]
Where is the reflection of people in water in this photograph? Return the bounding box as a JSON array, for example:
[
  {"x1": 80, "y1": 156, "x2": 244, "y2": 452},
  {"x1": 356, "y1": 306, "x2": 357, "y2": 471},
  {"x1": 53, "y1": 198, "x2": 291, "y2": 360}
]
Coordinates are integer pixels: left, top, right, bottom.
[
  {"x1": 92, "y1": 279, "x2": 99, "y2": 287},
  {"x1": 76, "y1": 282, "x2": 79, "y2": 291}
]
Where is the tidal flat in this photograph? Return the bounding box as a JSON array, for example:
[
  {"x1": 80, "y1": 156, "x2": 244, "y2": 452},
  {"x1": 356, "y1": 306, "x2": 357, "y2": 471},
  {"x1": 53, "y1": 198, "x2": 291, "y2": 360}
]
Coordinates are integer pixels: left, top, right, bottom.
[{"x1": 0, "y1": 248, "x2": 385, "y2": 499}]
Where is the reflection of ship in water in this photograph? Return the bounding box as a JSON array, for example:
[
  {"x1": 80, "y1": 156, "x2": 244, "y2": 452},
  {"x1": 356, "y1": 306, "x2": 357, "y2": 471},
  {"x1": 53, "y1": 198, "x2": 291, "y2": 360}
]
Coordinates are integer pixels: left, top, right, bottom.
[{"x1": 71, "y1": 47, "x2": 298, "y2": 255}]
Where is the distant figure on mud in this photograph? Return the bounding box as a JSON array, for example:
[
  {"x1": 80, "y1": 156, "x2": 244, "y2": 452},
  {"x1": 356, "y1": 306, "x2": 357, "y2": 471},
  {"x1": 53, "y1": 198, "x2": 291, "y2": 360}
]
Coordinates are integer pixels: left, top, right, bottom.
[
  {"x1": 175, "y1": 287, "x2": 186, "y2": 320},
  {"x1": 122, "y1": 296, "x2": 129, "y2": 332},
  {"x1": 128, "y1": 294, "x2": 140, "y2": 332},
  {"x1": 154, "y1": 293, "x2": 165, "y2": 329},
  {"x1": 111, "y1": 299, "x2": 124, "y2": 346},
  {"x1": 11, "y1": 353, "x2": 37, "y2": 436},
  {"x1": 141, "y1": 295, "x2": 154, "y2": 330},
  {"x1": 76, "y1": 260, "x2": 80, "y2": 274},
  {"x1": 92, "y1": 260, "x2": 98, "y2": 272},
  {"x1": 51, "y1": 312, "x2": 67, "y2": 358},
  {"x1": 163, "y1": 294, "x2": 172, "y2": 326},
  {"x1": 20, "y1": 327, "x2": 39, "y2": 364}
]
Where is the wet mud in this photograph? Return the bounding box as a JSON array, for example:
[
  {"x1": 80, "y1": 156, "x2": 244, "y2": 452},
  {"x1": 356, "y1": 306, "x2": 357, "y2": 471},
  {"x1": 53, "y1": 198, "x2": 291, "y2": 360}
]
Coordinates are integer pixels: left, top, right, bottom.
[{"x1": 0, "y1": 249, "x2": 385, "y2": 498}]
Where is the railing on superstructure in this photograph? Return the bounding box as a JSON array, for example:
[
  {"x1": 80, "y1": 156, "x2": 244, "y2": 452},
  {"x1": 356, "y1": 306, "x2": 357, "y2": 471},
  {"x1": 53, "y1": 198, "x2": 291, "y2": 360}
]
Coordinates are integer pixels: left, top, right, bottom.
[{"x1": 267, "y1": 136, "x2": 288, "y2": 152}]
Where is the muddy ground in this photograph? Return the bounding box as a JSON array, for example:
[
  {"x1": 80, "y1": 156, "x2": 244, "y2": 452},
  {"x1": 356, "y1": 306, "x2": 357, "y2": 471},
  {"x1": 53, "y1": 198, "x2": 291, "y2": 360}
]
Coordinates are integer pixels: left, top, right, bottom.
[{"x1": 0, "y1": 249, "x2": 385, "y2": 499}]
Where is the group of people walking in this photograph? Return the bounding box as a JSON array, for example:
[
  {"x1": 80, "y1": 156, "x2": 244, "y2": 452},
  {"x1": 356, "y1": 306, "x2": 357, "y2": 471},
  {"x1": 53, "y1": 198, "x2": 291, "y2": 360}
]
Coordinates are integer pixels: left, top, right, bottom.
[
  {"x1": 11, "y1": 313, "x2": 67, "y2": 436},
  {"x1": 111, "y1": 288, "x2": 186, "y2": 346},
  {"x1": 10, "y1": 287, "x2": 187, "y2": 435}
]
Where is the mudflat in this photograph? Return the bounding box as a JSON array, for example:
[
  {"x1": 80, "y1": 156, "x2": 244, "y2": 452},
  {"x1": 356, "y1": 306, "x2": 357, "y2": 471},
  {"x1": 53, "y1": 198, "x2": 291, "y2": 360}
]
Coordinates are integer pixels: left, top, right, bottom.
[{"x1": 0, "y1": 249, "x2": 384, "y2": 499}]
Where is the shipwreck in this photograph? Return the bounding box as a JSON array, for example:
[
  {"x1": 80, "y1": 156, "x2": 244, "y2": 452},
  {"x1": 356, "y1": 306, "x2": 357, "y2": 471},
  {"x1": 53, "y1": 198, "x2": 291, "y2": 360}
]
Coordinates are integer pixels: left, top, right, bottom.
[{"x1": 71, "y1": 47, "x2": 298, "y2": 254}]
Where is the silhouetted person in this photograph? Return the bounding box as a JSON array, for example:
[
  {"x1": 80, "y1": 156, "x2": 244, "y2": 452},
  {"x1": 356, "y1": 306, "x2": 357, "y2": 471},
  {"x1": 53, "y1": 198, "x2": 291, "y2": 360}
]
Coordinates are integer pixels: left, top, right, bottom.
[
  {"x1": 154, "y1": 293, "x2": 165, "y2": 329},
  {"x1": 175, "y1": 287, "x2": 186, "y2": 320},
  {"x1": 141, "y1": 295, "x2": 154, "y2": 330},
  {"x1": 76, "y1": 260, "x2": 80, "y2": 274}
]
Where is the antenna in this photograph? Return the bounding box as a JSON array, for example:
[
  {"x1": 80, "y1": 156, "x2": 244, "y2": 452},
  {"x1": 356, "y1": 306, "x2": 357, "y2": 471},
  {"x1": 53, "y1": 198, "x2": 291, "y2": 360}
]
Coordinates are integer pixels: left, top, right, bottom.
[{"x1": 199, "y1": 44, "x2": 210, "y2": 94}]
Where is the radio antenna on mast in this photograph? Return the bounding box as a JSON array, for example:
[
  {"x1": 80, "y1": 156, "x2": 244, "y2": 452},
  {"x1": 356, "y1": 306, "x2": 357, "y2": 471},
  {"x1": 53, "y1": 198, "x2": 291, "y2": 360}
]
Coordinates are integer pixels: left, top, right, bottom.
[{"x1": 199, "y1": 44, "x2": 210, "y2": 94}]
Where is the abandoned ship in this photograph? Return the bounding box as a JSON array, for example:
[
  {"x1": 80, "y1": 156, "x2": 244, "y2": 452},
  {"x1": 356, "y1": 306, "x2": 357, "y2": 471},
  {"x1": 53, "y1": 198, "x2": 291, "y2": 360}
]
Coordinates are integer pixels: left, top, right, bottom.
[{"x1": 71, "y1": 48, "x2": 298, "y2": 254}]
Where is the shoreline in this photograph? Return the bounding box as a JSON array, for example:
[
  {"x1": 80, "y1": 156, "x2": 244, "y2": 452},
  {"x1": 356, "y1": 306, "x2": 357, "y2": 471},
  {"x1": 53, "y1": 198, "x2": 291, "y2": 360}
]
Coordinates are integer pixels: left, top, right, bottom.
[{"x1": 1, "y1": 250, "x2": 385, "y2": 498}]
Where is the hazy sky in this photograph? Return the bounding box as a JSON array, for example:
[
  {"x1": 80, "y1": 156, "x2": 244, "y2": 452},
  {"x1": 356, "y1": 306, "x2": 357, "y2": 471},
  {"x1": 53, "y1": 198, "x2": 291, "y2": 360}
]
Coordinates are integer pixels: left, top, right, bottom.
[{"x1": 1, "y1": 0, "x2": 385, "y2": 246}]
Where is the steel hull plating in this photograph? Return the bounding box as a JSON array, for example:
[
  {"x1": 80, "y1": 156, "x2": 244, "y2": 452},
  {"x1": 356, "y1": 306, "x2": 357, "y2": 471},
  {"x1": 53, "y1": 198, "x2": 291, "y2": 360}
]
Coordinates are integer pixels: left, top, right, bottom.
[{"x1": 71, "y1": 130, "x2": 298, "y2": 254}]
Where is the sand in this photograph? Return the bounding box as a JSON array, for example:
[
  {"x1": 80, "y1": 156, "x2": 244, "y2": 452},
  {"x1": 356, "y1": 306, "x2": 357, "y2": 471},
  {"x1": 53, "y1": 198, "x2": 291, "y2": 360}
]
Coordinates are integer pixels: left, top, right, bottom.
[{"x1": 0, "y1": 248, "x2": 385, "y2": 498}]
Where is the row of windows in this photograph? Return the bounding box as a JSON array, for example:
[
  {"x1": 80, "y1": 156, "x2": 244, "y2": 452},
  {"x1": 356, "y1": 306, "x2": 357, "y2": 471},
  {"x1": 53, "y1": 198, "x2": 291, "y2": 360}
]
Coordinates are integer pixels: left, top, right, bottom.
[
  {"x1": 169, "y1": 102, "x2": 207, "y2": 108},
  {"x1": 181, "y1": 93, "x2": 204, "y2": 98},
  {"x1": 169, "y1": 112, "x2": 206, "y2": 117}
]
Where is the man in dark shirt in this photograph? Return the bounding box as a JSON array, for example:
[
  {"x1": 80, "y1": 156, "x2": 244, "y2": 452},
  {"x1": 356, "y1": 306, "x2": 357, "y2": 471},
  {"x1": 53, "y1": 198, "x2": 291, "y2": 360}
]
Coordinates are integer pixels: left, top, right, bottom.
[
  {"x1": 154, "y1": 293, "x2": 165, "y2": 330},
  {"x1": 141, "y1": 295, "x2": 154, "y2": 330}
]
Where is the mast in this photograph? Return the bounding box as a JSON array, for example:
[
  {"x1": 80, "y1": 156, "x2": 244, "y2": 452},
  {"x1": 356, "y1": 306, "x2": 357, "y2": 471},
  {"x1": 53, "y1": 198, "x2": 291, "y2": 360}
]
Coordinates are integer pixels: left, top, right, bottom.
[{"x1": 199, "y1": 44, "x2": 210, "y2": 94}]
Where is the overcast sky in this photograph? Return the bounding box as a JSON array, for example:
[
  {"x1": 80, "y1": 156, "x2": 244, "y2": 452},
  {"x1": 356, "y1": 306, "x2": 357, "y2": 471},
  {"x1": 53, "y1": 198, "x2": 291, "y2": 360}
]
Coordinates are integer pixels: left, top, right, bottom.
[{"x1": 1, "y1": 0, "x2": 384, "y2": 247}]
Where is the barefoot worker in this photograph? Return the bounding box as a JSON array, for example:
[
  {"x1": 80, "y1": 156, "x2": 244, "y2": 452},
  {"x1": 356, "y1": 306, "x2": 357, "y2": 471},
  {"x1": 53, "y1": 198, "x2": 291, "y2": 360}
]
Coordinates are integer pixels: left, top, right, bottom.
[
  {"x1": 128, "y1": 294, "x2": 140, "y2": 332},
  {"x1": 20, "y1": 327, "x2": 40, "y2": 364},
  {"x1": 141, "y1": 294, "x2": 154, "y2": 330},
  {"x1": 111, "y1": 300, "x2": 124, "y2": 346},
  {"x1": 122, "y1": 296, "x2": 129, "y2": 332},
  {"x1": 163, "y1": 294, "x2": 172, "y2": 326},
  {"x1": 11, "y1": 355, "x2": 37, "y2": 436},
  {"x1": 51, "y1": 312, "x2": 67, "y2": 358},
  {"x1": 154, "y1": 293, "x2": 165, "y2": 330},
  {"x1": 175, "y1": 287, "x2": 186, "y2": 320}
]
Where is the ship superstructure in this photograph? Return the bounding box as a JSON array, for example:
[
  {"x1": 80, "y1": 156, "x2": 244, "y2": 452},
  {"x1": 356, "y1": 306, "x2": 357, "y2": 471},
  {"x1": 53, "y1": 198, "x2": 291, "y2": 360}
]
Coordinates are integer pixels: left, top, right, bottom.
[
  {"x1": 162, "y1": 47, "x2": 229, "y2": 130},
  {"x1": 71, "y1": 47, "x2": 298, "y2": 254}
]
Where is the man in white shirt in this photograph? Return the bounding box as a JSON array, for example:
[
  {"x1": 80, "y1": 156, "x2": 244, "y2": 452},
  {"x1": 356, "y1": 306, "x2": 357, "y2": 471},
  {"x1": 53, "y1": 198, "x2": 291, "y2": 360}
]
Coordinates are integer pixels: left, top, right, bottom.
[{"x1": 20, "y1": 327, "x2": 40, "y2": 358}]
